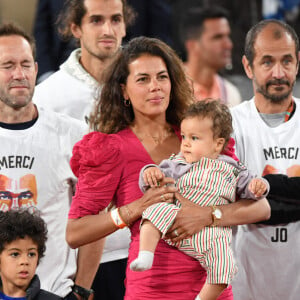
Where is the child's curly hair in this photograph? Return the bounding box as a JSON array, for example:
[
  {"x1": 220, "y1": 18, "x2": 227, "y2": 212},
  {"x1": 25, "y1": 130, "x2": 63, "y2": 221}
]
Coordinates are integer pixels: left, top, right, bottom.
[
  {"x1": 183, "y1": 99, "x2": 233, "y2": 150},
  {"x1": 0, "y1": 208, "x2": 47, "y2": 264}
]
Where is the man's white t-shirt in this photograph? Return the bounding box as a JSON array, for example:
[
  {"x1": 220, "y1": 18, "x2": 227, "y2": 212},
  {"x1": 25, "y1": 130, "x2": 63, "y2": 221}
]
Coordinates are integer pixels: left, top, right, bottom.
[
  {"x1": 230, "y1": 98, "x2": 300, "y2": 300},
  {"x1": 0, "y1": 107, "x2": 86, "y2": 297}
]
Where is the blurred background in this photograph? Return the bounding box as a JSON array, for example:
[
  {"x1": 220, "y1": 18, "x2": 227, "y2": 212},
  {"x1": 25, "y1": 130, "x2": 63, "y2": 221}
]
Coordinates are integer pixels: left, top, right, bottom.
[
  {"x1": 0, "y1": 0, "x2": 37, "y2": 32},
  {"x1": 1, "y1": 0, "x2": 300, "y2": 99}
]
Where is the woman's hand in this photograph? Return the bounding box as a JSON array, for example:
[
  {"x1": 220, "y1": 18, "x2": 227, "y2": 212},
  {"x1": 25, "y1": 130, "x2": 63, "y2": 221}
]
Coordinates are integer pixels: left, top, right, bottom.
[
  {"x1": 165, "y1": 192, "x2": 212, "y2": 242},
  {"x1": 67, "y1": 178, "x2": 177, "y2": 248},
  {"x1": 138, "y1": 177, "x2": 177, "y2": 213}
]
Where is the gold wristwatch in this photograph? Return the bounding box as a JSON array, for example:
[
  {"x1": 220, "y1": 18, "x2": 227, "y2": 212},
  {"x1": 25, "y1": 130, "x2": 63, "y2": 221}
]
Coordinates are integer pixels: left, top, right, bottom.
[{"x1": 211, "y1": 206, "x2": 222, "y2": 226}]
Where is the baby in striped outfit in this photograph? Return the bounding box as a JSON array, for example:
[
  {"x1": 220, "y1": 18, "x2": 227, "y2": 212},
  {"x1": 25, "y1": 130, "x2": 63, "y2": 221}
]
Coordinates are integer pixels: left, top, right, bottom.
[{"x1": 130, "y1": 100, "x2": 269, "y2": 300}]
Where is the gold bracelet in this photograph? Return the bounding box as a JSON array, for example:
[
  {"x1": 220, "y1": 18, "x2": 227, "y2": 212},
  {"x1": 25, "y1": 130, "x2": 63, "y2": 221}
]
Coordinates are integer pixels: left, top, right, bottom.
[{"x1": 123, "y1": 205, "x2": 132, "y2": 227}]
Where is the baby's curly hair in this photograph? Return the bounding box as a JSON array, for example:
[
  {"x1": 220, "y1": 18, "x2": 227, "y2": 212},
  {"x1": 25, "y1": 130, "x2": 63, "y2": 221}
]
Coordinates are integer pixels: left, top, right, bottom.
[
  {"x1": 184, "y1": 99, "x2": 233, "y2": 150},
  {"x1": 0, "y1": 208, "x2": 47, "y2": 264}
]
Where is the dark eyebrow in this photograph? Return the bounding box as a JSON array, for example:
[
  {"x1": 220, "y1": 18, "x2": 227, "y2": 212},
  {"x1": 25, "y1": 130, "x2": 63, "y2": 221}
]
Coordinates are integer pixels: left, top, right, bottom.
[
  {"x1": 7, "y1": 248, "x2": 21, "y2": 251},
  {"x1": 89, "y1": 13, "x2": 123, "y2": 19},
  {"x1": 1, "y1": 60, "x2": 14, "y2": 65},
  {"x1": 22, "y1": 59, "x2": 33, "y2": 64},
  {"x1": 1, "y1": 59, "x2": 32, "y2": 65},
  {"x1": 111, "y1": 13, "x2": 123, "y2": 18},
  {"x1": 135, "y1": 72, "x2": 148, "y2": 77},
  {"x1": 7, "y1": 247, "x2": 37, "y2": 252},
  {"x1": 212, "y1": 33, "x2": 228, "y2": 40},
  {"x1": 261, "y1": 55, "x2": 273, "y2": 61},
  {"x1": 89, "y1": 14, "x2": 102, "y2": 19},
  {"x1": 135, "y1": 70, "x2": 168, "y2": 77},
  {"x1": 282, "y1": 54, "x2": 294, "y2": 59},
  {"x1": 261, "y1": 54, "x2": 294, "y2": 61}
]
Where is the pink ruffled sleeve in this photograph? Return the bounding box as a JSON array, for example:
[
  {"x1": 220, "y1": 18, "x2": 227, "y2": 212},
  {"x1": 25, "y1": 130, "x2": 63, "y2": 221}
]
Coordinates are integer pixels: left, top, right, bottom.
[{"x1": 69, "y1": 132, "x2": 123, "y2": 218}]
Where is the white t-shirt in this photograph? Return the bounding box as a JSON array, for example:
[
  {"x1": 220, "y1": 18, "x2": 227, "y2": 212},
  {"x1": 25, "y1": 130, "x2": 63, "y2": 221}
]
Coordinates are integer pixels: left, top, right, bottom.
[
  {"x1": 230, "y1": 97, "x2": 300, "y2": 300},
  {"x1": 0, "y1": 107, "x2": 87, "y2": 297}
]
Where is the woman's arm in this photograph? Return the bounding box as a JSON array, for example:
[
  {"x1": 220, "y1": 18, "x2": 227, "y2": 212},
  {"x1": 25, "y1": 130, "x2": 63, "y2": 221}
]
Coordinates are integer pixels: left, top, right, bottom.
[
  {"x1": 66, "y1": 182, "x2": 177, "y2": 248},
  {"x1": 166, "y1": 193, "x2": 270, "y2": 242}
]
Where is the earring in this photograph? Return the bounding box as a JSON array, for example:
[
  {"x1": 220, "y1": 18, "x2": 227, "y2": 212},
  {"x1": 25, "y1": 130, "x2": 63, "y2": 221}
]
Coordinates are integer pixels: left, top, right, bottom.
[{"x1": 124, "y1": 99, "x2": 131, "y2": 107}]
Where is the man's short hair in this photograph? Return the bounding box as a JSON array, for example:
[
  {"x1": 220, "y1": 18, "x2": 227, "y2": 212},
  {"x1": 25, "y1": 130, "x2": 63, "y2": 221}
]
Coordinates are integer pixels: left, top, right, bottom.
[
  {"x1": 0, "y1": 22, "x2": 36, "y2": 59},
  {"x1": 58, "y1": 0, "x2": 136, "y2": 40},
  {"x1": 245, "y1": 19, "x2": 299, "y2": 66},
  {"x1": 179, "y1": 5, "x2": 230, "y2": 45},
  {"x1": 0, "y1": 208, "x2": 47, "y2": 264}
]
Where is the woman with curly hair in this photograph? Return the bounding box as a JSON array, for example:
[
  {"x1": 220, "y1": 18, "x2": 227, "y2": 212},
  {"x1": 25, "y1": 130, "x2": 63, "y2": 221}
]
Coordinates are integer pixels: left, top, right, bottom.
[{"x1": 66, "y1": 36, "x2": 270, "y2": 299}]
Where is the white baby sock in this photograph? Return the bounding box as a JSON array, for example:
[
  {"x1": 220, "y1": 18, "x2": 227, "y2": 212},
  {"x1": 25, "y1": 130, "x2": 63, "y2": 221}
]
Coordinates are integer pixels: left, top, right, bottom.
[
  {"x1": 130, "y1": 250, "x2": 154, "y2": 271},
  {"x1": 194, "y1": 295, "x2": 201, "y2": 300}
]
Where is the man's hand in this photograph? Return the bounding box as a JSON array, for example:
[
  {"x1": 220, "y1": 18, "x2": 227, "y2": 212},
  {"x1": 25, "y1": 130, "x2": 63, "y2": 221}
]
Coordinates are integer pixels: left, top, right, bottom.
[{"x1": 165, "y1": 192, "x2": 211, "y2": 242}]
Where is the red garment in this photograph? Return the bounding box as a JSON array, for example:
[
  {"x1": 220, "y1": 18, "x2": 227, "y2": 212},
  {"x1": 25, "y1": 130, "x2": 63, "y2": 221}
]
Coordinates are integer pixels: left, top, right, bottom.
[
  {"x1": 69, "y1": 127, "x2": 234, "y2": 299},
  {"x1": 224, "y1": 137, "x2": 239, "y2": 162}
]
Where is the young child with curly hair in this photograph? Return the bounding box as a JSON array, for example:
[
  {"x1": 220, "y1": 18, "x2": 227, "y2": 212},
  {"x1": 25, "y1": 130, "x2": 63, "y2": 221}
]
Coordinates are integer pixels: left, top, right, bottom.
[
  {"x1": 131, "y1": 100, "x2": 269, "y2": 300},
  {"x1": 0, "y1": 209, "x2": 60, "y2": 300}
]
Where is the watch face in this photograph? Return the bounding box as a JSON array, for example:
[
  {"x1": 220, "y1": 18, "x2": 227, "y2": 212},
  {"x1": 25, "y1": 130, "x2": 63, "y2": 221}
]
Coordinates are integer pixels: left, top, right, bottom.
[{"x1": 214, "y1": 208, "x2": 222, "y2": 219}]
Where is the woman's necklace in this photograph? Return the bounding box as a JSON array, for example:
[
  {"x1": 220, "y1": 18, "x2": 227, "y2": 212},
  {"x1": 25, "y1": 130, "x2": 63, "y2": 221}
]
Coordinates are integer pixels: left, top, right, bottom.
[{"x1": 133, "y1": 126, "x2": 174, "y2": 145}]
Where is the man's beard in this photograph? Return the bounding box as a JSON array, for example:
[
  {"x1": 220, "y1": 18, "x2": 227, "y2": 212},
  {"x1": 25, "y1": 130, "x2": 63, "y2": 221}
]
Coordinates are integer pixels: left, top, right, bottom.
[
  {"x1": 0, "y1": 88, "x2": 33, "y2": 109},
  {"x1": 255, "y1": 78, "x2": 295, "y2": 103}
]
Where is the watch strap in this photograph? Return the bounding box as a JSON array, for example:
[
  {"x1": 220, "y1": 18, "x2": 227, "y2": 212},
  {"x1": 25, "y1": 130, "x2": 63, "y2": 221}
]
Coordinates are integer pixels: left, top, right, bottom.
[
  {"x1": 211, "y1": 206, "x2": 220, "y2": 227},
  {"x1": 72, "y1": 284, "x2": 94, "y2": 300}
]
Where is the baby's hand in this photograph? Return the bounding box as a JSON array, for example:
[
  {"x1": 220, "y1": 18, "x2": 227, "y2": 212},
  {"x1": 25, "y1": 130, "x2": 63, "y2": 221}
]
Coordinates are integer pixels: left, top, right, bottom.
[
  {"x1": 248, "y1": 178, "x2": 267, "y2": 198},
  {"x1": 143, "y1": 167, "x2": 165, "y2": 187}
]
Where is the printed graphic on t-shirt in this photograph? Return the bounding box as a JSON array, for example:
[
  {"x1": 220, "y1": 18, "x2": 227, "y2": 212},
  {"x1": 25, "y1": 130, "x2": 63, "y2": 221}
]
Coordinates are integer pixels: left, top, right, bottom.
[
  {"x1": 262, "y1": 164, "x2": 300, "y2": 177},
  {"x1": 0, "y1": 155, "x2": 35, "y2": 170},
  {"x1": 0, "y1": 173, "x2": 37, "y2": 211},
  {"x1": 263, "y1": 146, "x2": 299, "y2": 161},
  {"x1": 0, "y1": 155, "x2": 37, "y2": 211},
  {"x1": 262, "y1": 146, "x2": 300, "y2": 176}
]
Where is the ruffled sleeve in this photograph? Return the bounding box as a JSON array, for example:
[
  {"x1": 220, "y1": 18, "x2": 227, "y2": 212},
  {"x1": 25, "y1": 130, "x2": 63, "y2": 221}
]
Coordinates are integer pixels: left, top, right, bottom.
[
  {"x1": 69, "y1": 132, "x2": 124, "y2": 218},
  {"x1": 222, "y1": 137, "x2": 239, "y2": 161}
]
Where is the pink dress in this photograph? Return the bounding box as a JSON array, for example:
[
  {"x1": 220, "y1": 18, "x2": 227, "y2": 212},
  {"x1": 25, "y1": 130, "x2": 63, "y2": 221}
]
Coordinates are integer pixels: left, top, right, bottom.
[{"x1": 69, "y1": 127, "x2": 234, "y2": 300}]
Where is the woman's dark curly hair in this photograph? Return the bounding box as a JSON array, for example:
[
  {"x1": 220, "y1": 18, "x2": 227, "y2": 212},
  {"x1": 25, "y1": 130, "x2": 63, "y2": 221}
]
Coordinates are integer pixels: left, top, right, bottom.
[
  {"x1": 0, "y1": 208, "x2": 47, "y2": 264},
  {"x1": 90, "y1": 36, "x2": 194, "y2": 133}
]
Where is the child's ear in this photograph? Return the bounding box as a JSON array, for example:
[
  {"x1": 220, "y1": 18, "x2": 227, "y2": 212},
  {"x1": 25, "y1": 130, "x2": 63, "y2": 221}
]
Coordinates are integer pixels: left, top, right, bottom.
[{"x1": 216, "y1": 138, "x2": 226, "y2": 153}]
